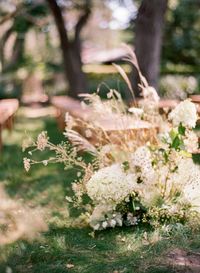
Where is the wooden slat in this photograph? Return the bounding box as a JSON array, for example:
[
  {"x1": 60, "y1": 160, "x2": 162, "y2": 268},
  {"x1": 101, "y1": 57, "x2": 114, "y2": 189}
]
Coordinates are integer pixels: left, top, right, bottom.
[
  {"x1": 51, "y1": 96, "x2": 92, "y2": 121},
  {"x1": 0, "y1": 99, "x2": 19, "y2": 125},
  {"x1": 0, "y1": 99, "x2": 19, "y2": 151}
]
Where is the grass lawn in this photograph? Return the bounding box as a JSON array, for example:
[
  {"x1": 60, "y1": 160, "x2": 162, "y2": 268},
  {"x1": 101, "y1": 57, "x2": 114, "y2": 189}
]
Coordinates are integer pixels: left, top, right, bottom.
[{"x1": 0, "y1": 108, "x2": 200, "y2": 273}]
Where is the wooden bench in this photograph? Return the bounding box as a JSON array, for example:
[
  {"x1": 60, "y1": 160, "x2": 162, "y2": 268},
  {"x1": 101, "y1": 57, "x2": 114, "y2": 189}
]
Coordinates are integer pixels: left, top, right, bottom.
[
  {"x1": 0, "y1": 99, "x2": 19, "y2": 150},
  {"x1": 51, "y1": 96, "x2": 92, "y2": 130},
  {"x1": 51, "y1": 96, "x2": 158, "y2": 145},
  {"x1": 189, "y1": 95, "x2": 200, "y2": 113}
]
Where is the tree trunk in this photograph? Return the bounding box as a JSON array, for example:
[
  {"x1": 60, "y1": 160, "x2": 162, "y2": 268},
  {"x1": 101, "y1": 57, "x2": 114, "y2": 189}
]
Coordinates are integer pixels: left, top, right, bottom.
[
  {"x1": 46, "y1": 0, "x2": 89, "y2": 98},
  {"x1": 4, "y1": 33, "x2": 25, "y2": 72},
  {"x1": 0, "y1": 27, "x2": 13, "y2": 71},
  {"x1": 134, "y1": 0, "x2": 168, "y2": 93}
]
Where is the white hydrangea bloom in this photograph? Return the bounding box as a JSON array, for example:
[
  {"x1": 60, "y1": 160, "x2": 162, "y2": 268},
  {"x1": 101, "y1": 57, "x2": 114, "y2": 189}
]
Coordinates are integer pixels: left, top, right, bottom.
[
  {"x1": 173, "y1": 158, "x2": 200, "y2": 185},
  {"x1": 86, "y1": 164, "x2": 137, "y2": 206},
  {"x1": 168, "y1": 100, "x2": 197, "y2": 128},
  {"x1": 131, "y1": 146, "x2": 155, "y2": 184},
  {"x1": 172, "y1": 158, "x2": 200, "y2": 211}
]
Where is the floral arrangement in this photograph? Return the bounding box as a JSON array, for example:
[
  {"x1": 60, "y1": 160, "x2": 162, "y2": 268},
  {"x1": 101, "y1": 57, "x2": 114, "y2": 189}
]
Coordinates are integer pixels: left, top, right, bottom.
[{"x1": 23, "y1": 50, "x2": 200, "y2": 232}]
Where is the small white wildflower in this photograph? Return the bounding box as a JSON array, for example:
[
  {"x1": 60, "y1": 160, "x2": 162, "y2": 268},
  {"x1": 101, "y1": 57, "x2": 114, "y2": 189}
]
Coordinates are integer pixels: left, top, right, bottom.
[
  {"x1": 110, "y1": 219, "x2": 116, "y2": 228},
  {"x1": 93, "y1": 224, "x2": 100, "y2": 230},
  {"x1": 42, "y1": 160, "x2": 48, "y2": 166},
  {"x1": 23, "y1": 158, "x2": 31, "y2": 172},
  {"x1": 102, "y1": 221, "x2": 108, "y2": 229},
  {"x1": 36, "y1": 132, "x2": 48, "y2": 151},
  {"x1": 127, "y1": 213, "x2": 138, "y2": 225}
]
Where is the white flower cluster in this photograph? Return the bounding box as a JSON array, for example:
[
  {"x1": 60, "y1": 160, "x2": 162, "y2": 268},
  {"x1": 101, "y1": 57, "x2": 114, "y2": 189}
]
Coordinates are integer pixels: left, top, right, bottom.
[
  {"x1": 89, "y1": 204, "x2": 123, "y2": 230},
  {"x1": 183, "y1": 130, "x2": 199, "y2": 153},
  {"x1": 168, "y1": 99, "x2": 197, "y2": 128},
  {"x1": 172, "y1": 158, "x2": 200, "y2": 211},
  {"x1": 131, "y1": 146, "x2": 155, "y2": 184},
  {"x1": 86, "y1": 164, "x2": 137, "y2": 207}
]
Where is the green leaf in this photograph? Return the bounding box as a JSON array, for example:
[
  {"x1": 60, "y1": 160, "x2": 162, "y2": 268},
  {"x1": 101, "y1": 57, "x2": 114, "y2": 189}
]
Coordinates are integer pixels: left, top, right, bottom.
[
  {"x1": 171, "y1": 136, "x2": 181, "y2": 150},
  {"x1": 192, "y1": 153, "x2": 200, "y2": 165},
  {"x1": 132, "y1": 200, "x2": 136, "y2": 212},
  {"x1": 122, "y1": 161, "x2": 130, "y2": 171},
  {"x1": 169, "y1": 129, "x2": 178, "y2": 141},
  {"x1": 178, "y1": 123, "x2": 186, "y2": 135}
]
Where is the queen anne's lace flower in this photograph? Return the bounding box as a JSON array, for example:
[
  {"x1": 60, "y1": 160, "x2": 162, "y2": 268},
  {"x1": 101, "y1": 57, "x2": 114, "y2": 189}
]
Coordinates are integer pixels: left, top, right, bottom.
[
  {"x1": 168, "y1": 100, "x2": 197, "y2": 128},
  {"x1": 36, "y1": 132, "x2": 48, "y2": 151},
  {"x1": 86, "y1": 164, "x2": 137, "y2": 206},
  {"x1": 23, "y1": 157, "x2": 31, "y2": 172}
]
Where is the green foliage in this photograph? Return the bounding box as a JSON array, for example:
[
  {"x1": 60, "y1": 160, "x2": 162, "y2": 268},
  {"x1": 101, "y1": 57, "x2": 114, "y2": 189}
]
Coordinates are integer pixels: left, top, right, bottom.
[
  {"x1": 163, "y1": 0, "x2": 200, "y2": 67},
  {"x1": 178, "y1": 123, "x2": 186, "y2": 136}
]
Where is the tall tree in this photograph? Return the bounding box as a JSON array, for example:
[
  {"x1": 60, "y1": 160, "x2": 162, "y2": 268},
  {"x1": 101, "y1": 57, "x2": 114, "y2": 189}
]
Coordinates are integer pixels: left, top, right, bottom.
[
  {"x1": 46, "y1": 0, "x2": 91, "y2": 98},
  {"x1": 133, "y1": 0, "x2": 168, "y2": 92},
  {"x1": 0, "y1": 0, "x2": 47, "y2": 72}
]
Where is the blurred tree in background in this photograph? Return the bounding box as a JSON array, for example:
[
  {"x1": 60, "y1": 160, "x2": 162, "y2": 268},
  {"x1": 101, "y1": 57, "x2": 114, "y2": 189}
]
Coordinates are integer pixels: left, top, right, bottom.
[
  {"x1": 133, "y1": 0, "x2": 168, "y2": 92},
  {"x1": 46, "y1": 0, "x2": 91, "y2": 98},
  {"x1": 0, "y1": 0, "x2": 48, "y2": 72},
  {"x1": 0, "y1": 0, "x2": 199, "y2": 100}
]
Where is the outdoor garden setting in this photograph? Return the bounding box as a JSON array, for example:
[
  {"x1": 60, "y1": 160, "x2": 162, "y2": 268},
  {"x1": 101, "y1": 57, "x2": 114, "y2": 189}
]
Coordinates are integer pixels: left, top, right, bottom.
[{"x1": 0, "y1": 0, "x2": 200, "y2": 273}]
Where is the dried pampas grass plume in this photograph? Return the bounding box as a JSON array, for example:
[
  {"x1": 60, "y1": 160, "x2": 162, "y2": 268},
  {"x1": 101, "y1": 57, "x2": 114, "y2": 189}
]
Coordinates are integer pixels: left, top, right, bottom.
[
  {"x1": 0, "y1": 186, "x2": 47, "y2": 245},
  {"x1": 64, "y1": 129, "x2": 97, "y2": 154}
]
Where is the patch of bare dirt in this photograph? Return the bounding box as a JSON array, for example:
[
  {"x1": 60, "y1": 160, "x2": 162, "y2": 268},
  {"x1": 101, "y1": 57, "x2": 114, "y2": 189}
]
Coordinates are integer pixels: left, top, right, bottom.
[{"x1": 166, "y1": 248, "x2": 200, "y2": 273}]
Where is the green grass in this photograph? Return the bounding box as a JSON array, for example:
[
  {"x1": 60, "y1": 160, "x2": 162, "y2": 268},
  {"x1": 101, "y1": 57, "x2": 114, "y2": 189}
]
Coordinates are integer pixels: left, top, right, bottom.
[{"x1": 0, "y1": 109, "x2": 200, "y2": 273}]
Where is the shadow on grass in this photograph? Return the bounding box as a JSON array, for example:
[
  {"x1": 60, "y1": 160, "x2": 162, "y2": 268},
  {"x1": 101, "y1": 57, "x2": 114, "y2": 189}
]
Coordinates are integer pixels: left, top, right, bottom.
[{"x1": 1, "y1": 224, "x2": 197, "y2": 273}]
